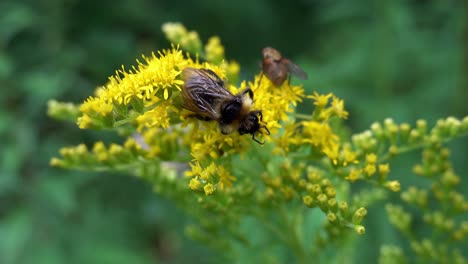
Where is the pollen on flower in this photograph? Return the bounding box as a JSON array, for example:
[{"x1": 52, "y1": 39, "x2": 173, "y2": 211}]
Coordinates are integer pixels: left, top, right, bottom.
[
  {"x1": 189, "y1": 177, "x2": 202, "y2": 190},
  {"x1": 205, "y1": 36, "x2": 225, "y2": 64},
  {"x1": 303, "y1": 195, "x2": 314, "y2": 207},
  {"x1": 345, "y1": 168, "x2": 362, "y2": 182},
  {"x1": 217, "y1": 166, "x2": 236, "y2": 190},
  {"x1": 245, "y1": 75, "x2": 304, "y2": 134},
  {"x1": 77, "y1": 114, "x2": 94, "y2": 129},
  {"x1": 92, "y1": 141, "x2": 106, "y2": 153},
  {"x1": 301, "y1": 121, "x2": 340, "y2": 161},
  {"x1": 78, "y1": 46, "x2": 190, "y2": 130},
  {"x1": 330, "y1": 96, "x2": 349, "y2": 119},
  {"x1": 308, "y1": 91, "x2": 332, "y2": 109},
  {"x1": 341, "y1": 145, "x2": 358, "y2": 166},
  {"x1": 364, "y1": 164, "x2": 377, "y2": 177},
  {"x1": 366, "y1": 153, "x2": 378, "y2": 164},
  {"x1": 186, "y1": 161, "x2": 204, "y2": 178},
  {"x1": 379, "y1": 163, "x2": 391, "y2": 178},
  {"x1": 203, "y1": 183, "x2": 216, "y2": 195},
  {"x1": 80, "y1": 97, "x2": 113, "y2": 116},
  {"x1": 135, "y1": 102, "x2": 174, "y2": 131},
  {"x1": 385, "y1": 180, "x2": 401, "y2": 192}
]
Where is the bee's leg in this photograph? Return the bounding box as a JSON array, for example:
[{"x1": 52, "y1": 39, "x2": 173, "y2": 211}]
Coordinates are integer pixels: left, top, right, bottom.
[
  {"x1": 251, "y1": 133, "x2": 264, "y2": 145},
  {"x1": 253, "y1": 111, "x2": 270, "y2": 135},
  {"x1": 261, "y1": 125, "x2": 270, "y2": 135}
]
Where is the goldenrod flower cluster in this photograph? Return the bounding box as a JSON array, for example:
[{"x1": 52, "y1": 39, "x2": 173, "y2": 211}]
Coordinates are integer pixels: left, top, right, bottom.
[
  {"x1": 47, "y1": 23, "x2": 468, "y2": 263},
  {"x1": 380, "y1": 117, "x2": 468, "y2": 264}
]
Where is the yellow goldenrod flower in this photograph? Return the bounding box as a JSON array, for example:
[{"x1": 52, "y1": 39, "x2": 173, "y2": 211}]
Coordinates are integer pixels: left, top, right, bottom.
[
  {"x1": 345, "y1": 168, "x2": 362, "y2": 182},
  {"x1": 50, "y1": 157, "x2": 62, "y2": 167},
  {"x1": 379, "y1": 163, "x2": 391, "y2": 178},
  {"x1": 80, "y1": 96, "x2": 113, "y2": 116},
  {"x1": 353, "y1": 207, "x2": 367, "y2": 224},
  {"x1": 76, "y1": 144, "x2": 88, "y2": 155},
  {"x1": 205, "y1": 36, "x2": 225, "y2": 64},
  {"x1": 366, "y1": 153, "x2": 378, "y2": 164},
  {"x1": 341, "y1": 145, "x2": 358, "y2": 166},
  {"x1": 354, "y1": 225, "x2": 366, "y2": 235},
  {"x1": 329, "y1": 96, "x2": 349, "y2": 119},
  {"x1": 47, "y1": 24, "x2": 468, "y2": 263},
  {"x1": 92, "y1": 141, "x2": 106, "y2": 154},
  {"x1": 162, "y1": 22, "x2": 202, "y2": 54},
  {"x1": 303, "y1": 195, "x2": 314, "y2": 207},
  {"x1": 135, "y1": 101, "x2": 174, "y2": 131},
  {"x1": 273, "y1": 122, "x2": 301, "y2": 154},
  {"x1": 385, "y1": 180, "x2": 401, "y2": 192},
  {"x1": 189, "y1": 177, "x2": 202, "y2": 190},
  {"x1": 245, "y1": 75, "x2": 304, "y2": 133},
  {"x1": 78, "y1": 47, "x2": 189, "y2": 130},
  {"x1": 161, "y1": 22, "x2": 188, "y2": 42},
  {"x1": 225, "y1": 60, "x2": 240, "y2": 83},
  {"x1": 77, "y1": 114, "x2": 94, "y2": 129},
  {"x1": 204, "y1": 183, "x2": 216, "y2": 195},
  {"x1": 317, "y1": 194, "x2": 328, "y2": 205},
  {"x1": 186, "y1": 161, "x2": 204, "y2": 178},
  {"x1": 308, "y1": 91, "x2": 332, "y2": 109},
  {"x1": 327, "y1": 212, "x2": 337, "y2": 223},
  {"x1": 301, "y1": 121, "x2": 340, "y2": 157},
  {"x1": 364, "y1": 164, "x2": 377, "y2": 177},
  {"x1": 218, "y1": 166, "x2": 236, "y2": 190},
  {"x1": 327, "y1": 198, "x2": 337, "y2": 210},
  {"x1": 339, "y1": 201, "x2": 348, "y2": 213}
]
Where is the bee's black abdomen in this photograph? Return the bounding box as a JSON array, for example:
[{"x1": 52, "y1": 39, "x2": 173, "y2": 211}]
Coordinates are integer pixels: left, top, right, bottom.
[{"x1": 220, "y1": 101, "x2": 241, "y2": 125}]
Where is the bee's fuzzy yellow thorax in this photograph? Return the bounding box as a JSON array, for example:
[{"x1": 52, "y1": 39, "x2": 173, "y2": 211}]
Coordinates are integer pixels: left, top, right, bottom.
[{"x1": 241, "y1": 96, "x2": 253, "y2": 115}]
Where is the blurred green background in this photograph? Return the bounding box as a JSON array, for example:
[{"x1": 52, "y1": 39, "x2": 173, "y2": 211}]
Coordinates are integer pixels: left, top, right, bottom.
[{"x1": 0, "y1": 0, "x2": 467, "y2": 263}]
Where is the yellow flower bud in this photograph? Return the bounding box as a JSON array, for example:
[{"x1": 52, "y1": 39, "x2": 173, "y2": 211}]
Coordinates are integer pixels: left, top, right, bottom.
[
  {"x1": 203, "y1": 183, "x2": 216, "y2": 196},
  {"x1": 189, "y1": 177, "x2": 201, "y2": 190},
  {"x1": 379, "y1": 164, "x2": 390, "y2": 179},
  {"x1": 50, "y1": 158, "x2": 63, "y2": 167},
  {"x1": 385, "y1": 180, "x2": 401, "y2": 192},
  {"x1": 327, "y1": 212, "x2": 337, "y2": 223},
  {"x1": 303, "y1": 195, "x2": 314, "y2": 207},
  {"x1": 366, "y1": 153, "x2": 378, "y2": 164},
  {"x1": 354, "y1": 225, "x2": 365, "y2": 235}
]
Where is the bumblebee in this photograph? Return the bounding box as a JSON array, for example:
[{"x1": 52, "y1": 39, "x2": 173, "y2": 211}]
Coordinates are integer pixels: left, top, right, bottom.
[
  {"x1": 181, "y1": 67, "x2": 269, "y2": 144},
  {"x1": 261, "y1": 47, "x2": 308, "y2": 86}
]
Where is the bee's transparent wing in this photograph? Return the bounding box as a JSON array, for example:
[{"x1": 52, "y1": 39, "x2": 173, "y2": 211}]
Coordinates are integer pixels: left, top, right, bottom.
[
  {"x1": 181, "y1": 68, "x2": 234, "y2": 120},
  {"x1": 284, "y1": 59, "x2": 308, "y2": 80}
]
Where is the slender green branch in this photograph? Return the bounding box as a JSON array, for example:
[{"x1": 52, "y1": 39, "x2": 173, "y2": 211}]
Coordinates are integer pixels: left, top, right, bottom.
[
  {"x1": 295, "y1": 113, "x2": 314, "y2": 120},
  {"x1": 380, "y1": 130, "x2": 468, "y2": 162}
]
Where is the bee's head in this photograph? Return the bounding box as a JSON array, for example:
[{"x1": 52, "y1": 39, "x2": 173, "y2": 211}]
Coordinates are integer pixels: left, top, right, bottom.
[
  {"x1": 262, "y1": 47, "x2": 282, "y2": 61},
  {"x1": 238, "y1": 111, "x2": 270, "y2": 144}
]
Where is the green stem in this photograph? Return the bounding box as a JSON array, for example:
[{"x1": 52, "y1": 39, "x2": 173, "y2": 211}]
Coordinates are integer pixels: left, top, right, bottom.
[
  {"x1": 64, "y1": 157, "x2": 152, "y2": 172},
  {"x1": 380, "y1": 130, "x2": 468, "y2": 162},
  {"x1": 113, "y1": 113, "x2": 140, "y2": 127},
  {"x1": 279, "y1": 205, "x2": 308, "y2": 264},
  {"x1": 295, "y1": 113, "x2": 313, "y2": 120}
]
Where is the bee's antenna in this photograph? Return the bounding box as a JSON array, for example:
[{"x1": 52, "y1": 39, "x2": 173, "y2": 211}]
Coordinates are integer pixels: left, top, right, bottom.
[{"x1": 241, "y1": 87, "x2": 254, "y2": 99}]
